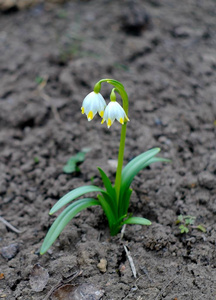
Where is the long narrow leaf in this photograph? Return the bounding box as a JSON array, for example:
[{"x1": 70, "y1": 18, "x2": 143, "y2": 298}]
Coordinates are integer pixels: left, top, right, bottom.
[
  {"x1": 119, "y1": 156, "x2": 170, "y2": 220},
  {"x1": 120, "y1": 156, "x2": 169, "y2": 206},
  {"x1": 146, "y1": 157, "x2": 171, "y2": 164},
  {"x1": 98, "y1": 167, "x2": 115, "y2": 199},
  {"x1": 118, "y1": 188, "x2": 132, "y2": 218},
  {"x1": 97, "y1": 194, "x2": 116, "y2": 228},
  {"x1": 50, "y1": 185, "x2": 104, "y2": 214},
  {"x1": 98, "y1": 167, "x2": 117, "y2": 217},
  {"x1": 122, "y1": 216, "x2": 151, "y2": 226},
  {"x1": 122, "y1": 148, "x2": 160, "y2": 182},
  {"x1": 40, "y1": 198, "x2": 99, "y2": 254},
  {"x1": 101, "y1": 191, "x2": 118, "y2": 219},
  {"x1": 121, "y1": 148, "x2": 162, "y2": 193}
]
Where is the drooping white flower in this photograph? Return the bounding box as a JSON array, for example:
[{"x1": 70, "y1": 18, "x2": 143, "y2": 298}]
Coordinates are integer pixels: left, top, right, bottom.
[
  {"x1": 81, "y1": 91, "x2": 106, "y2": 121},
  {"x1": 101, "y1": 101, "x2": 129, "y2": 128}
]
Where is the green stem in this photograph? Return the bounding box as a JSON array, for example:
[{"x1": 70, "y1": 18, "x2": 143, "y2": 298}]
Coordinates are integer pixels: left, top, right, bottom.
[{"x1": 115, "y1": 123, "x2": 127, "y2": 204}]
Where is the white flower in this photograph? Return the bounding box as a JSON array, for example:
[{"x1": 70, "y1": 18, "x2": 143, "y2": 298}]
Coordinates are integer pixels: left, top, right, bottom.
[
  {"x1": 81, "y1": 91, "x2": 106, "y2": 121},
  {"x1": 101, "y1": 101, "x2": 129, "y2": 128}
]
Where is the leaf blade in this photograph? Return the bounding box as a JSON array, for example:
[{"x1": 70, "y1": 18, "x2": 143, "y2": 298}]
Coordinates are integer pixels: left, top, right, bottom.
[
  {"x1": 118, "y1": 188, "x2": 132, "y2": 218},
  {"x1": 63, "y1": 149, "x2": 90, "y2": 174},
  {"x1": 122, "y1": 216, "x2": 151, "y2": 226},
  {"x1": 40, "y1": 198, "x2": 99, "y2": 254},
  {"x1": 98, "y1": 167, "x2": 115, "y2": 197},
  {"x1": 122, "y1": 148, "x2": 160, "y2": 182},
  {"x1": 50, "y1": 185, "x2": 104, "y2": 214},
  {"x1": 97, "y1": 194, "x2": 116, "y2": 228},
  {"x1": 121, "y1": 149, "x2": 170, "y2": 194}
]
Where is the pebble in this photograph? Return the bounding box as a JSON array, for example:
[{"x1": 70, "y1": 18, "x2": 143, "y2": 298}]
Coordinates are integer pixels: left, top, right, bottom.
[
  {"x1": 1, "y1": 243, "x2": 19, "y2": 260},
  {"x1": 97, "y1": 258, "x2": 107, "y2": 273},
  {"x1": 108, "y1": 159, "x2": 118, "y2": 172}
]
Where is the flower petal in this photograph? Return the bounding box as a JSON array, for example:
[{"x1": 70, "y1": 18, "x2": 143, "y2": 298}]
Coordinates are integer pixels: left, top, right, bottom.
[
  {"x1": 81, "y1": 91, "x2": 106, "y2": 121},
  {"x1": 102, "y1": 101, "x2": 129, "y2": 128}
]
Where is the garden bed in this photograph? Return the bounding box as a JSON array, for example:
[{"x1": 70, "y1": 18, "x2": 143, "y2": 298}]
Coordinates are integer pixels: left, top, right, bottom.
[{"x1": 0, "y1": 0, "x2": 216, "y2": 299}]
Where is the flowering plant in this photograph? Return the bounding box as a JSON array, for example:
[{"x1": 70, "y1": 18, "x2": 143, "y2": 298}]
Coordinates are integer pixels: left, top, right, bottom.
[{"x1": 40, "y1": 79, "x2": 169, "y2": 254}]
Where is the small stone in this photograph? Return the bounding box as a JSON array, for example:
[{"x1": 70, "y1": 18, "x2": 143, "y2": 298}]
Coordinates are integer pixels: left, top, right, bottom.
[
  {"x1": 1, "y1": 243, "x2": 19, "y2": 260},
  {"x1": 120, "y1": 264, "x2": 126, "y2": 273},
  {"x1": 172, "y1": 26, "x2": 204, "y2": 38},
  {"x1": 158, "y1": 136, "x2": 167, "y2": 143},
  {"x1": 97, "y1": 258, "x2": 107, "y2": 273},
  {"x1": 108, "y1": 160, "x2": 118, "y2": 172}
]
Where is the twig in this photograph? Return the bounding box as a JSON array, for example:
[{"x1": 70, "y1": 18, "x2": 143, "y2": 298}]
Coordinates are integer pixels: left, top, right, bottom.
[
  {"x1": 120, "y1": 224, "x2": 126, "y2": 240},
  {"x1": 155, "y1": 275, "x2": 178, "y2": 300},
  {"x1": 0, "y1": 216, "x2": 21, "y2": 233},
  {"x1": 123, "y1": 245, "x2": 137, "y2": 278},
  {"x1": 122, "y1": 275, "x2": 142, "y2": 299},
  {"x1": 140, "y1": 266, "x2": 154, "y2": 283},
  {"x1": 43, "y1": 269, "x2": 82, "y2": 300}
]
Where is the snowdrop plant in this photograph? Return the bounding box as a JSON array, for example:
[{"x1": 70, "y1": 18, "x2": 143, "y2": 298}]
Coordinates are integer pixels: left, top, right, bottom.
[{"x1": 40, "y1": 79, "x2": 169, "y2": 254}]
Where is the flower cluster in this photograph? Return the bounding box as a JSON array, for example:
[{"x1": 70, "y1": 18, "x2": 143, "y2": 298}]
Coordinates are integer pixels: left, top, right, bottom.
[{"x1": 81, "y1": 91, "x2": 129, "y2": 128}]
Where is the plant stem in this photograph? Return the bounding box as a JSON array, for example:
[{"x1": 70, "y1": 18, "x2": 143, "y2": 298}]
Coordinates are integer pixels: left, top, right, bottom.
[
  {"x1": 112, "y1": 85, "x2": 128, "y2": 207},
  {"x1": 115, "y1": 123, "x2": 127, "y2": 204}
]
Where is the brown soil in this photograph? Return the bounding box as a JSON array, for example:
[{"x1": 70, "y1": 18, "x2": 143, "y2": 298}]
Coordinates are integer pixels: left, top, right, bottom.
[{"x1": 0, "y1": 0, "x2": 216, "y2": 299}]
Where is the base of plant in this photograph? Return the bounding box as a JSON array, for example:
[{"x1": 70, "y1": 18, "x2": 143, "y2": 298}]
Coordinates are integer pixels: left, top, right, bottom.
[{"x1": 40, "y1": 147, "x2": 169, "y2": 255}]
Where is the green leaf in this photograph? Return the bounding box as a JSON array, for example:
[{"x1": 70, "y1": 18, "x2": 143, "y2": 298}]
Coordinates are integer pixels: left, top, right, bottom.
[
  {"x1": 40, "y1": 198, "x2": 99, "y2": 254},
  {"x1": 63, "y1": 164, "x2": 78, "y2": 173},
  {"x1": 118, "y1": 188, "x2": 132, "y2": 218},
  {"x1": 50, "y1": 185, "x2": 104, "y2": 214},
  {"x1": 63, "y1": 149, "x2": 90, "y2": 174},
  {"x1": 100, "y1": 190, "x2": 118, "y2": 219},
  {"x1": 122, "y1": 216, "x2": 151, "y2": 226},
  {"x1": 98, "y1": 167, "x2": 116, "y2": 199},
  {"x1": 98, "y1": 168, "x2": 118, "y2": 218},
  {"x1": 122, "y1": 148, "x2": 160, "y2": 183},
  {"x1": 121, "y1": 148, "x2": 170, "y2": 193},
  {"x1": 35, "y1": 76, "x2": 44, "y2": 84},
  {"x1": 33, "y1": 156, "x2": 39, "y2": 164},
  {"x1": 177, "y1": 214, "x2": 183, "y2": 223},
  {"x1": 196, "y1": 224, "x2": 206, "y2": 233},
  {"x1": 185, "y1": 217, "x2": 195, "y2": 225},
  {"x1": 118, "y1": 149, "x2": 170, "y2": 227},
  {"x1": 97, "y1": 194, "x2": 116, "y2": 228},
  {"x1": 144, "y1": 157, "x2": 171, "y2": 165},
  {"x1": 179, "y1": 225, "x2": 189, "y2": 234}
]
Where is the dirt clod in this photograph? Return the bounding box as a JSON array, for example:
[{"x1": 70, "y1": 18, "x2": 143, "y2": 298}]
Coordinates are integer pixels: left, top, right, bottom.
[
  {"x1": 29, "y1": 264, "x2": 49, "y2": 292},
  {"x1": 198, "y1": 172, "x2": 216, "y2": 190}
]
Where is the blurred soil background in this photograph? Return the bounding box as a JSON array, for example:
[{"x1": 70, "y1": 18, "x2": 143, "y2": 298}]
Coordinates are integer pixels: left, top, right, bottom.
[{"x1": 0, "y1": 0, "x2": 216, "y2": 299}]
